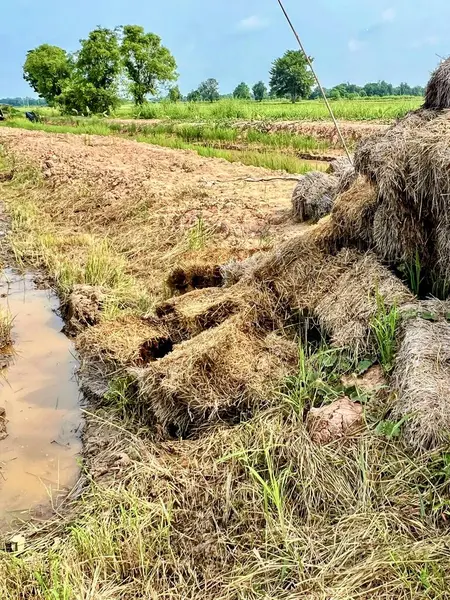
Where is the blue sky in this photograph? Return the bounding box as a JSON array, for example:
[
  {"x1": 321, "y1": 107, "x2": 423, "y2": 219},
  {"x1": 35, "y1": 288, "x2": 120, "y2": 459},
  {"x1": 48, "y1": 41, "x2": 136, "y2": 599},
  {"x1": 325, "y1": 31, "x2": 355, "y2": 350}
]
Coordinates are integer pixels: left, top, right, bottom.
[{"x1": 1, "y1": 0, "x2": 449, "y2": 97}]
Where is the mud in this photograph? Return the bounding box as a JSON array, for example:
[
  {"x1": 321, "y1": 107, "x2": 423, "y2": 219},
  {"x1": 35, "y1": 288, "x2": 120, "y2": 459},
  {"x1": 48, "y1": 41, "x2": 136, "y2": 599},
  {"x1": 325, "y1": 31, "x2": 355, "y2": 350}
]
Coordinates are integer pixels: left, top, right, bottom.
[{"x1": 0, "y1": 270, "x2": 82, "y2": 528}]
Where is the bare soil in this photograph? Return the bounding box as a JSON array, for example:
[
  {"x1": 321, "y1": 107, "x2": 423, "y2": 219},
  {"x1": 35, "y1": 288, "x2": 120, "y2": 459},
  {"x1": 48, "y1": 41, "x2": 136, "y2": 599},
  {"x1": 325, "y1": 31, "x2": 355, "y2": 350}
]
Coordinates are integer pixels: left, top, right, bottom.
[{"x1": 0, "y1": 127, "x2": 303, "y2": 297}]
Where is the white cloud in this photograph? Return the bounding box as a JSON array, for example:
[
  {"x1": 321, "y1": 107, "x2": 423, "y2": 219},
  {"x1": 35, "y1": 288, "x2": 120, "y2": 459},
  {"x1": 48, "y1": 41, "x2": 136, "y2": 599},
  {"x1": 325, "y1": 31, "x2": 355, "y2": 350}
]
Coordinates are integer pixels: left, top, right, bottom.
[
  {"x1": 236, "y1": 15, "x2": 269, "y2": 32},
  {"x1": 381, "y1": 8, "x2": 396, "y2": 22},
  {"x1": 348, "y1": 38, "x2": 364, "y2": 52}
]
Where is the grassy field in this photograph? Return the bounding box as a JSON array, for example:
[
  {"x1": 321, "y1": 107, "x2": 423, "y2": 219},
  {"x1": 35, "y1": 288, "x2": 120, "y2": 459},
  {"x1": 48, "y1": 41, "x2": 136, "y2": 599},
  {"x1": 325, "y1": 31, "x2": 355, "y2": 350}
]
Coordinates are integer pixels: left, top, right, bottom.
[{"x1": 18, "y1": 95, "x2": 423, "y2": 122}]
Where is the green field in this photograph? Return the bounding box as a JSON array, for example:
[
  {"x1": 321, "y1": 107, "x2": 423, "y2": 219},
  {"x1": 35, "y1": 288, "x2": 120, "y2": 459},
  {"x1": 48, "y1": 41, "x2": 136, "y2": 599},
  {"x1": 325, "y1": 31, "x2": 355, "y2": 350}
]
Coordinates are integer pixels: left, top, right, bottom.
[
  {"x1": 18, "y1": 95, "x2": 423, "y2": 122},
  {"x1": 127, "y1": 96, "x2": 422, "y2": 121}
]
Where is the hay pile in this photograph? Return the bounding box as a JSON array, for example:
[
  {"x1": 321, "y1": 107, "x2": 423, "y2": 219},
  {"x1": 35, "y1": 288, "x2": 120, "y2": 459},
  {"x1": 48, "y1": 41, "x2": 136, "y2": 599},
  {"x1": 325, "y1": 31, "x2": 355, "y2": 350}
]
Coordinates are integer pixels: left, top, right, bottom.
[
  {"x1": 291, "y1": 171, "x2": 339, "y2": 222},
  {"x1": 355, "y1": 108, "x2": 450, "y2": 280},
  {"x1": 424, "y1": 57, "x2": 450, "y2": 109},
  {"x1": 76, "y1": 58, "x2": 450, "y2": 449},
  {"x1": 393, "y1": 300, "x2": 450, "y2": 450},
  {"x1": 133, "y1": 317, "x2": 297, "y2": 434},
  {"x1": 291, "y1": 157, "x2": 356, "y2": 223}
]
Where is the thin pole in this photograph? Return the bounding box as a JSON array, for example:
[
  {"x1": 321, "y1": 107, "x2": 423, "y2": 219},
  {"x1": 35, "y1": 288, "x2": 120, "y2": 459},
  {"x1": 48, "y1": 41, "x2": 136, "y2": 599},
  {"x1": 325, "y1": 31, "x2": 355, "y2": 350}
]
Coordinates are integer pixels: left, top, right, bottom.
[{"x1": 276, "y1": 0, "x2": 353, "y2": 164}]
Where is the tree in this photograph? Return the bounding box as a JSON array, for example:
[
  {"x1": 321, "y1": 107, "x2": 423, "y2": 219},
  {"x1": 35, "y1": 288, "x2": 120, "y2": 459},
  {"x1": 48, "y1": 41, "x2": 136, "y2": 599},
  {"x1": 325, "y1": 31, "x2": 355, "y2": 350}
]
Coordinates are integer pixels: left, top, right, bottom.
[
  {"x1": 233, "y1": 82, "x2": 251, "y2": 100},
  {"x1": 58, "y1": 80, "x2": 119, "y2": 115},
  {"x1": 77, "y1": 27, "x2": 121, "y2": 89},
  {"x1": 187, "y1": 89, "x2": 201, "y2": 102},
  {"x1": 23, "y1": 44, "x2": 73, "y2": 105},
  {"x1": 169, "y1": 85, "x2": 182, "y2": 102},
  {"x1": 269, "y1": 50, "x2": 314, "y2": 102},
  {"x1": 329, "y1": 89, "x2": 341, "y2": 100},
  {"x1": 56, "y1": 27, "x2": 122, "y2": 115},
  {"x1": 121, "y1": 25, "x2": 177, "y2": 105},
  {"x1": 198, "y1": 78, "x2": 220, "y2": 102},
  {"x1": 252, "y1": 81, "x2": 267, "y2": 102}
]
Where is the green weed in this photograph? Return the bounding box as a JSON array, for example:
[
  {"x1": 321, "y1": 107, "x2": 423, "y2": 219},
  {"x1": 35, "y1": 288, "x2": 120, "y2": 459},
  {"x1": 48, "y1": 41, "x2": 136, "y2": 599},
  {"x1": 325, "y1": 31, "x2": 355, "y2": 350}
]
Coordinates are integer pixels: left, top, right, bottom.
[
  {"x1": 371, "y1": 291, "x2": 400, "y2": 373},
  {"x1": 400, "y1": 249, "x2": 423, "y2": 296},
  {"x1": 187, "y1": 216, "x2": 209, "y2": 250},
  {"x1": 282, "y1": 344, "x2": 363, "y2": 413}
]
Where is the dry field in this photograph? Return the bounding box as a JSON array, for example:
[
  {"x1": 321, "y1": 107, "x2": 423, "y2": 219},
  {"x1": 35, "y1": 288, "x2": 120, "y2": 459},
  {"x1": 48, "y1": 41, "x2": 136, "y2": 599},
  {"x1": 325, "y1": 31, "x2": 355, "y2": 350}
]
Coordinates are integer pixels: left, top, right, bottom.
[{"x1": 1, "y1": 111, "x2": 450, "y2": 600}]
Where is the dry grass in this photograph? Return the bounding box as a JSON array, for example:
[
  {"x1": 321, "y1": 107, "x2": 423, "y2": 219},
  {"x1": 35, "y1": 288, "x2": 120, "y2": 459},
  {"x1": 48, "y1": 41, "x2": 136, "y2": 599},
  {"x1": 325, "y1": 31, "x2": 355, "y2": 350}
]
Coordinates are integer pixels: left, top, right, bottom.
[
  {"x1": 1, "y1": 406, "x2": 450, "y2": 599},
  {"x1": 291, "y1": 171, "x2": 338, "y2": 223},
  {"x1": 393, "y1": 300, "x2": 450, "y2": 450}
]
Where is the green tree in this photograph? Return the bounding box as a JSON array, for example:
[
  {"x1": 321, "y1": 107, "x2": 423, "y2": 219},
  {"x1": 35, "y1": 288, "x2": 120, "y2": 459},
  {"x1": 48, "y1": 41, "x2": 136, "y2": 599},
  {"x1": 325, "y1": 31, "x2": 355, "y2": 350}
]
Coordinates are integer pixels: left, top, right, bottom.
[
  {"x1": 269, "y1": 50, "x2": 314, "y2": 102},
  {"x1": 168, "y1": 85, "x2": 181, "y2": 102},
  {"x1": 23, "y1": 44, "x2": 73, "y2": 105},
  {"x1": 57, "y1": 27, "x2": 121, "y2": 115},
  {"x1": 198, "y1": 78, "x2": 220, "y2": 102},
  {"x1": 233, "y1": 82, "x2": 251, "y2": 100},
  {"x1": 328, "y1": 89, "x2": 341, "y2": 100},
  {"x1": 58, "y1": 80, "x2": 119, "y2": 115},
  {"x1": 252, "y1": 81, "x2": 267, "y2": 102},
  {"x1": 121, "y1": 25, "x2": 177, "y2": 105},
  {"x1": 186, "y1": 89, "x2": 201, "y2": 102},
  {"x1": 77, "y1": 27, "x2": 121, "y2": 89}
]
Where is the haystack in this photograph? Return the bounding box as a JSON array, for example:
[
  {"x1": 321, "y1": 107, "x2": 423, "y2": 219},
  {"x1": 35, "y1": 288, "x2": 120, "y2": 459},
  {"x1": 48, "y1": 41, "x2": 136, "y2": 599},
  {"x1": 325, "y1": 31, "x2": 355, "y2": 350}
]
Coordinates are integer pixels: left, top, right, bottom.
[
  {"x1": 153, "y1": 285, "x2": 268, "y2": 342},
  {"x1": 133, "y1": 317, "x2": 297, "y2": 435},
  {"x1": 393, "y1": 300, "x2": 450, "y2": 450},
  {"x1": 424, "y1": 57, "x2": 450, "y2": 109},
  {"x1": 291, "y1": 171, "x2": 339, "y2": 223},
  {"x1": 328, "y1": 156, "x2": 357, "y2": 192},
  {"x1": 330, "y1": 176, "x2": 378, "y2": 249},
  {"x1": 354, "y1": 107, "x2": 450, "y2": 274}
]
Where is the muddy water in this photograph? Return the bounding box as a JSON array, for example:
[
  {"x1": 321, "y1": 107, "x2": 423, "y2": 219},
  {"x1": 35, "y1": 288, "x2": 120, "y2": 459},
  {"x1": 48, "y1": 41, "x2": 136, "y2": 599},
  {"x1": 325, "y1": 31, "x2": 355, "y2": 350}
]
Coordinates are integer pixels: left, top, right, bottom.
[{"x1": 0, "y1": 270, "x2": 82, "y2": 527}]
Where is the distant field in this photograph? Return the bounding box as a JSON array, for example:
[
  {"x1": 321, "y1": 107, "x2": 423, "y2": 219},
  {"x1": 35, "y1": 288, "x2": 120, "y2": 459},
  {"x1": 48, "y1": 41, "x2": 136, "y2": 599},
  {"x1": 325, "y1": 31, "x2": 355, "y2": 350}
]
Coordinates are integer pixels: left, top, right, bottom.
[
  {"x1": 125, "y1": 96, "x2": 422, "y2": 122},
  {"x1": 18, "y1": 96, "x2": 423, "y2": 122}
]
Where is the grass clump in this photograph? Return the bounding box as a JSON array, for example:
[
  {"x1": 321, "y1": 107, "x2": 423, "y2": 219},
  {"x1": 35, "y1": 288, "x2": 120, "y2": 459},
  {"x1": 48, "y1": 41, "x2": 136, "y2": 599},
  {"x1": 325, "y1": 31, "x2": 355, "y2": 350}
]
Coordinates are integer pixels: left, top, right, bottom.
[
  {"x1": 0, "y1": 305, "x2": 13, "y2": 350},
  {"x1": 371, "y1": 290, "x2": 400, "y2": 373},
  {"x1": 282, "y1": 343, "x2": 372, "y2": 414}
]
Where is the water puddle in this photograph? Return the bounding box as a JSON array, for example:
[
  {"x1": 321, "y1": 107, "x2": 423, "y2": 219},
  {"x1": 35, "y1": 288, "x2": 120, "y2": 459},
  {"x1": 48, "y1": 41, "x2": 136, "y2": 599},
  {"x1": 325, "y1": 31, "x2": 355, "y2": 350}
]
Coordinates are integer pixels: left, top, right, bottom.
[{"x1": 0, "y1": 270, "x2": 82, "y2": 528}]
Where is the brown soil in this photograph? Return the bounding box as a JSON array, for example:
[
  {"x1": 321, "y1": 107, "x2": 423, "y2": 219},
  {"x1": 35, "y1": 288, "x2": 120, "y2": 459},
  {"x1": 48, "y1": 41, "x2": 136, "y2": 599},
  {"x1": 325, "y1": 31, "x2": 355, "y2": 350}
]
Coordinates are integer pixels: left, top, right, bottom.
[{"x1": 0, "y1": 127, "x2": 303, "y2": 298}]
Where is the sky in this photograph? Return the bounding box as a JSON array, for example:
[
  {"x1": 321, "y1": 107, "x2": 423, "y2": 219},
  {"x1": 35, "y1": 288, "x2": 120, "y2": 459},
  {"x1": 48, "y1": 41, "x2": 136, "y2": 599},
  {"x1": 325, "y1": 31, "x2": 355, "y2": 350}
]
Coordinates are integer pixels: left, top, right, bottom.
[{"x1": 1, "y1": 0, "x2": 449, "y2": 97}]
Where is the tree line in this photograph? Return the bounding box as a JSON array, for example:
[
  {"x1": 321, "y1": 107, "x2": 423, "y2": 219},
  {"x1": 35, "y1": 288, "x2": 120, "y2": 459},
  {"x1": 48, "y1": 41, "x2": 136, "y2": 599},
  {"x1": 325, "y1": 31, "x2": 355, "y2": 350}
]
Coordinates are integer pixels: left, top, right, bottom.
[
  {"x1": 0, "y1": 97, "x2": 46, "y2": 107},
  {"x1": 23, "y1": 29, "x2": 425, "y2": 114}
]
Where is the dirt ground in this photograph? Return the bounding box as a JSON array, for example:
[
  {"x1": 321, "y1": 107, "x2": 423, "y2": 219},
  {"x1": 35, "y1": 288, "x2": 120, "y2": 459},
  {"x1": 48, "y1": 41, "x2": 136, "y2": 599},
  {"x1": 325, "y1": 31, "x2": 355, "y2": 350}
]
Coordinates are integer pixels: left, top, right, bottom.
[{"x1": 0, "y1": 127, "x2": 302, "y2": 297}]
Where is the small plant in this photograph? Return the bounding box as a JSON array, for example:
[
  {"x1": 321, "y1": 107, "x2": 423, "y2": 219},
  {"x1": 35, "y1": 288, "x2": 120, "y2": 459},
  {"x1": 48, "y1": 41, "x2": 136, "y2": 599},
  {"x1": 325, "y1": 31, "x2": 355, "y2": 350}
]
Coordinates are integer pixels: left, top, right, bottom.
[
  {"x1": 375, "y1": 415, "x2": 409, "y2": 439},
  {"x1": 370, "y1": 290, "x2": 399, "y2": 374},
  {"x1": 430, "y1": 269, "x2": 450, "y2": 300},
  {"x1": 400, "y1": 249, "x2": 423, "y2": 296},
  {"x1": 104, "y1": 375, "x2": 137, "y2": 414},
  {"x1": 0, "y1": 306, "x2": 13, "y2": 350},
  {"x1": 187, "y1": 215, "x2": 209, "y2": 250},
  {"x1": 282, "y1": 344, "x2": 358, "y2": 413}
]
